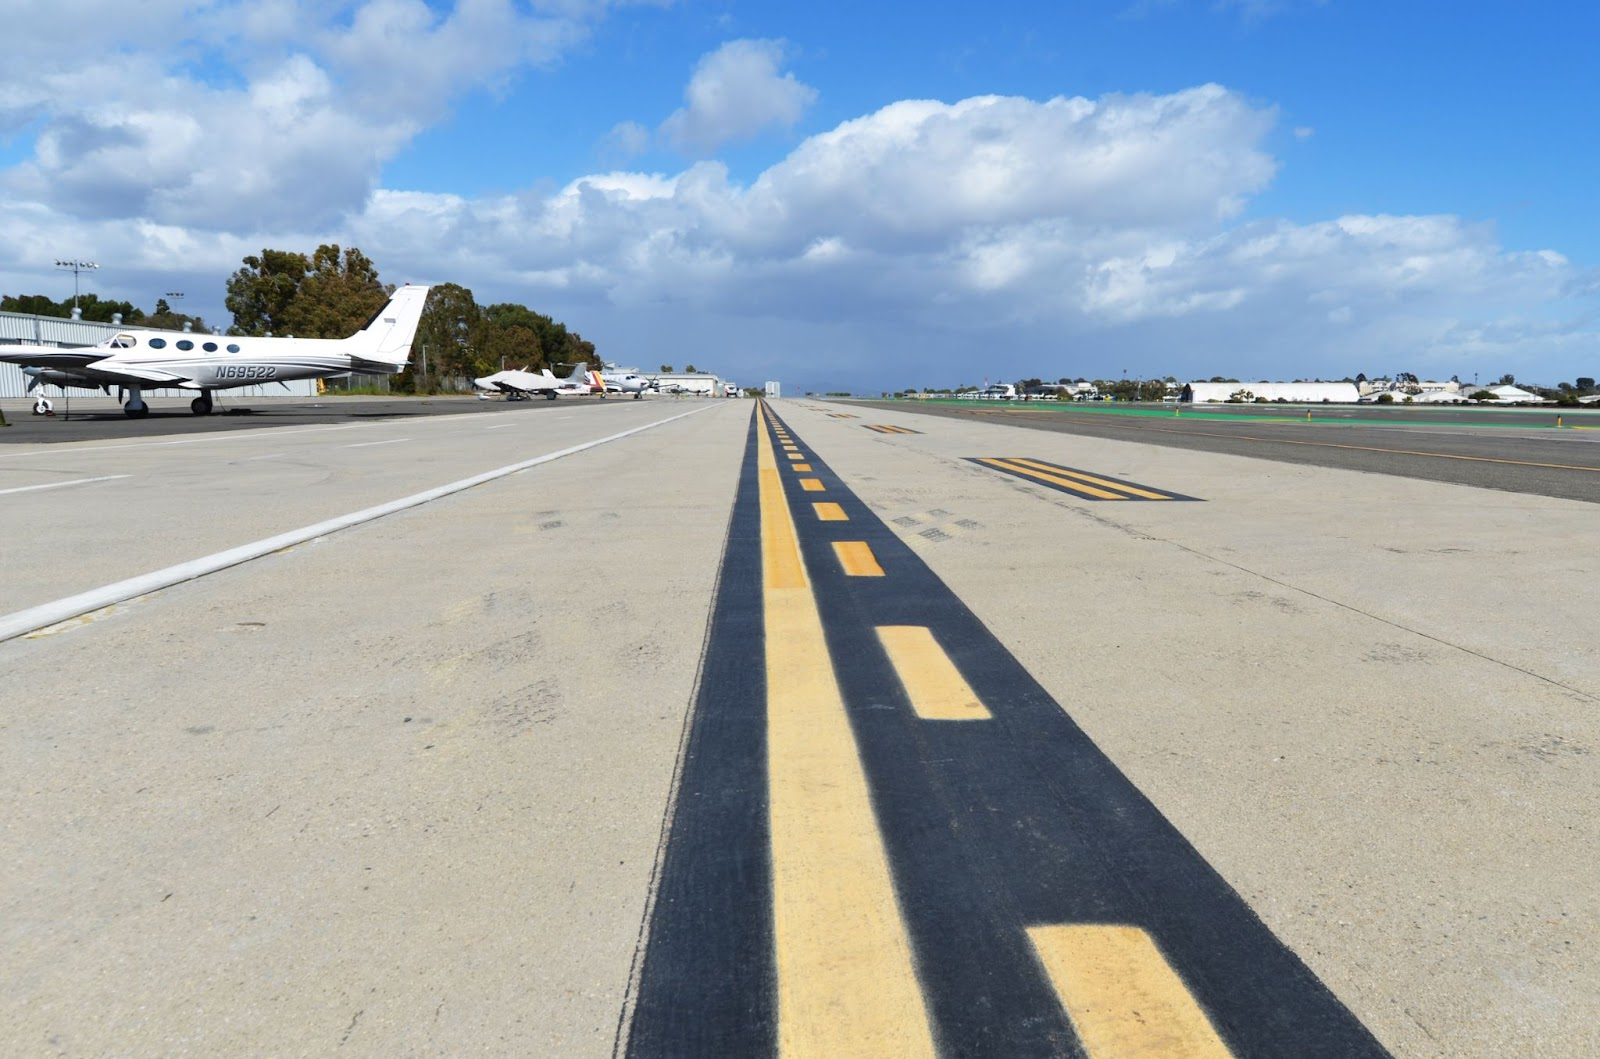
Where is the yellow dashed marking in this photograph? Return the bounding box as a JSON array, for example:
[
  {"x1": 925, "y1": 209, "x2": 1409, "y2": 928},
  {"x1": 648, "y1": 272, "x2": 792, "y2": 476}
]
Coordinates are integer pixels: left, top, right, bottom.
[
  {"x1": 1027, "y1": 925, "x2": 1234, "y2": 1059},
  {"x1": 792, "y1": 464, "x2": 813, "y2": 472},
  {"x1": 757, "y1": 417, "x2": 937, "y2": 1057},
  {"x1": 833, "y1": 541, "x2": 885, "y2": 577},
  {"x1": 788, "y1": 453, "x2": 805, "y2": 460},
  {"x1": 813, "y1": 502, "x2": 848, "y2": 521},
  {"x1": 875, "y1": 626, "x2": 990, "y2": 721},
  {"x1": 800, "y1": 478, "x2": 825, "y2": 492}
]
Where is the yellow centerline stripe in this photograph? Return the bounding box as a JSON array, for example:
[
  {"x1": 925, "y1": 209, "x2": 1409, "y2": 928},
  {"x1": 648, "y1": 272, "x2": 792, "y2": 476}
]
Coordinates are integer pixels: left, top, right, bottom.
[
  {"x1": 813, "y1": 502, "x2": 848, "y2": 521},
  {"x1": 793, "y1": 464, "x2": 813, "y2": 471},
  {"x1": 757, "y1": 412, "x2": 938, "y2": 1057},
  {"x1": 1028, "y1": 925, "x2": 1234, "y2": 1058},
  {"x1": 834, "y1": 540, "x2": 886, "y2": 577},
  {"x1": 1001, "y1": 458, "x2": 1175, "y2": 500},
  {"x1": 977, "y1": 458, "x2": 1126, "y2": 500},
  {"x1": 800, "y1": 478, "x2": 826, "y2": 491},
  {"x1": 876, "y1": 626, "x2": 991, "y2": 720}
]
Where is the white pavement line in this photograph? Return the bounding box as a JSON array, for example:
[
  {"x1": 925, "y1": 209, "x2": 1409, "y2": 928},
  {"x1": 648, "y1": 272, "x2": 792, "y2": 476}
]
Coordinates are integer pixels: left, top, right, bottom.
[
  {"x1": 0, "y1": 423, "x2": 361, "y2": 460},
  {"x1": 344, "y1": 438, "x2": 411, "y2": 448},
  {"x1": 239, "y1": 453, "x2": 285, "y2": 462},
  {"x1": 0, "y1": 474, "x2": 131, "y2": 497},
  {"x1": 0, "y1": 404, "x2": 717, "y2": 643},
  {"x1": 485, "y1": 423, "x2": 519, "y2": 429}
]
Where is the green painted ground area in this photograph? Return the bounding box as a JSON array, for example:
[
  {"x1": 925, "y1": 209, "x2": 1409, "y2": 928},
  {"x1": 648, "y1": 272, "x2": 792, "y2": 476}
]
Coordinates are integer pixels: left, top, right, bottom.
[{"x1": 878, "y1": 398, "x2": 1596, "y2": 431}]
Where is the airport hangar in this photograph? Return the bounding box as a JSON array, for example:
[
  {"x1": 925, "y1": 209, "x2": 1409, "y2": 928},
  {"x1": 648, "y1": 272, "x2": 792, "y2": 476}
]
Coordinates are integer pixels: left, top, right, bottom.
[{"x1": 0, "y1": 308, "x2": 320, "y2": 400}]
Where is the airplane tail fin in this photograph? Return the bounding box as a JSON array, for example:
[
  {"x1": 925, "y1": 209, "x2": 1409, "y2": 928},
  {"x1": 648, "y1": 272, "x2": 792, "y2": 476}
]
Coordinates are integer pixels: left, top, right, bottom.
[{"x1": 347, "y1": 284, "x2": 431, "y2": 368}]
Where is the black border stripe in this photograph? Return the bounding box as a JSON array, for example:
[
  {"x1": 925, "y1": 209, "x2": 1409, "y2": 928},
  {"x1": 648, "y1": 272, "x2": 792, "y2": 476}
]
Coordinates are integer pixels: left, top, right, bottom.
[
  {"x1": 767, "y1": 408, "x2": 1386, "y2": 1058},
  {"x1": 625, "y1": 408, "x2": 776, "y2": 1056}
]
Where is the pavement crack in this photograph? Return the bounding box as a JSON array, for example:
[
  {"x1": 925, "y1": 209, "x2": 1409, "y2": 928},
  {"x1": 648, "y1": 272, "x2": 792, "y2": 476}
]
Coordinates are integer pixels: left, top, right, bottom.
[
  {"x1": 1155, "y1": 535, "x2": 1600, "y2": 704},
  {"x1": 339, "y1": 1009, "x2": 363, "y2": 1046}
]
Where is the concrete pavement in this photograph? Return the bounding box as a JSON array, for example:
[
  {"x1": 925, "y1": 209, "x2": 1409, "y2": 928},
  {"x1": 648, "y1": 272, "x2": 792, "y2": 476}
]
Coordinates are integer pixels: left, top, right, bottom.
[{"x1": 3, "y1": 397, "x2": 1595, "y2": 1056}]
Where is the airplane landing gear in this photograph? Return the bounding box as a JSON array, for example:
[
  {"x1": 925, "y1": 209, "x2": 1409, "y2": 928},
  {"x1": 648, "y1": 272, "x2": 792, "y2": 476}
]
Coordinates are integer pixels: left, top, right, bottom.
[
  {"x1": 545, "y1": 391, "x2": 557, "y2": 400},
  {"x1": 123, "y1": 387, "x2": 149, "y2": 418},
  {"x1": 191, "y1": 392, "x2": 214, "y2": 416},
  {"x1": 633, "y1": 392, "x2": 642, "y2": 399},
  {"x1": 33, "y1": 396, "x2": 54, "y2": 416}
]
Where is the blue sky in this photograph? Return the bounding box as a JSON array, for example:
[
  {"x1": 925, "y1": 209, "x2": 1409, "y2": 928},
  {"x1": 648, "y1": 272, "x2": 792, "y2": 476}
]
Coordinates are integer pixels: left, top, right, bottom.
[{"x1": 2, "y1": 0, "x2": 1596, "y2": 391}]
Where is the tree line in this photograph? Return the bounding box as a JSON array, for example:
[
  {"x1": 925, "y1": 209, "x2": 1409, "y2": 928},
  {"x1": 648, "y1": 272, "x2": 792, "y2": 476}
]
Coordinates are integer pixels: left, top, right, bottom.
[
  {"x1": 4, "y1": 243, "x2": 599, "y2": 393},
  {"x1": 1, "y1": 292, "x2": 208, "y2": 333},
  {"x1": 224, "y1": 245, "x2": 597, "y2": 392}
]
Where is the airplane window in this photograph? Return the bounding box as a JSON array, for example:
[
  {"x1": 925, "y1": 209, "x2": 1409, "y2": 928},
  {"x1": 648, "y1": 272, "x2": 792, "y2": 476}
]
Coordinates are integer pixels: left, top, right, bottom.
[
  {"x1": 203, "y1": 342, "x2": 218, "y2": 352},
  {"x1": 149, "y1": 338, "x2": 167, "y2": 348},
  {"x1": 226, "y1": 343, "x2": 241, "y2": 353},
  {"x1": 112, "y1": 335, "x2": 134, "y2": 348},
  {"x1": 177, "y1": 340, "x2": 194, "y2": 351}
]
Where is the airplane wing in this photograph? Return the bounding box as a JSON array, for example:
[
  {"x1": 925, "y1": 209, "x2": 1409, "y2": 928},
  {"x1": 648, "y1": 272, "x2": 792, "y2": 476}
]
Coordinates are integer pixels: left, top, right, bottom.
[
  {"x1": 0, "y1": 346, "x2": 104, "y2": 369},
  {"x1": 86, "y1": 361, "x2": 191, "y2": 385}
]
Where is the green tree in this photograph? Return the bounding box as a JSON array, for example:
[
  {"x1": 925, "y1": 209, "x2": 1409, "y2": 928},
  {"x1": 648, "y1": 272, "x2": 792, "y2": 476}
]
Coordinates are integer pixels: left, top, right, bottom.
[
  {"x1": 282, "y1": 245, "x2": 388, "y2": 339},
  {"x1": 2, "y1": 292, "x2": 146, "y2": 324},
  {"x1": 1, "y1": 293, "x2": 63, "y2": 315},
  {"x1": 660, "y1": 364, "x2": 674, "y2": 373},
  {"x1": 143, "y1": 299, "x2": 209, "y2": 334},
  {"x1": 76, "y1": 295, "x2": 144, "y2": 324},
  {"x1": 225, "y1": 249, "x2": 310, "y2": 335},
  {"x1": 224, "y1": 244, "x2": 387, "y2": 339},
  {"x1": 1577, "y1": 377, "x2": 1595, "y2": 392},
  {"x1": 407, "y1": 282, "x2": 482, "y2": 391}
]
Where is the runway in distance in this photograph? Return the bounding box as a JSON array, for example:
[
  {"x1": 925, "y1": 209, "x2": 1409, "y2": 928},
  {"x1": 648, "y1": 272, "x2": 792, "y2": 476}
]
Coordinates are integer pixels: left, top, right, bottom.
[{"x1": 0, "y1": 284, "x2": 431, "y2": 418}]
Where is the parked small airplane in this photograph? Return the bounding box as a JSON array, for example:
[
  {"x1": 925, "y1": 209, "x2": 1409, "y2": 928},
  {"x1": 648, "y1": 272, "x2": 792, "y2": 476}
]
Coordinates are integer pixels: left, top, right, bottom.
[
  {"x1": 472, "y1": 362, "x2": 614, "y2": 400},
  {"x1": 602, "y1": 371, "x2": 660, "y2": 399},
  {"x1": 0, "y1": 285, "x2": 432, "y2": 417},
  {"x1": 473, "y1": 366, "x2": 562, "y2": 400},
  {"x1": 556, "y1": 363, "x2": 607, "y2": 396}
]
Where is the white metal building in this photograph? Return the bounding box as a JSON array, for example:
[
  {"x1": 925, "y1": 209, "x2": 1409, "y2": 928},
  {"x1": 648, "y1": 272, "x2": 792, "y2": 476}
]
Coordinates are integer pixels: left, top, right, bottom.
[
  {"x1": 653, "y1": 372, "x2": 731, "y2": 396},
  {"x1": 1181, "y1": 381, "x2": 1361, "y2": 403}
]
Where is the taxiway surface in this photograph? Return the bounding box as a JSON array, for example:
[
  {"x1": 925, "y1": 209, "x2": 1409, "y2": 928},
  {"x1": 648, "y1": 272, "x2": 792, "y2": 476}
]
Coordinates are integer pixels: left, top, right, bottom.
[
  {"x1": 3, "y1": 398, "x2": 1594, "y2": 1057},
  {"x1": 855, "y1": 399, "x2": 1600, "y2": 504}
]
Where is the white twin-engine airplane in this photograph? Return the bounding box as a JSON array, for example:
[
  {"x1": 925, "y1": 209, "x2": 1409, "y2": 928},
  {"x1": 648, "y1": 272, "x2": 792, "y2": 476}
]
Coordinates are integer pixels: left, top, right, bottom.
[{"x1": 0, "y1": 284, "x2": 431, "y2": 417}]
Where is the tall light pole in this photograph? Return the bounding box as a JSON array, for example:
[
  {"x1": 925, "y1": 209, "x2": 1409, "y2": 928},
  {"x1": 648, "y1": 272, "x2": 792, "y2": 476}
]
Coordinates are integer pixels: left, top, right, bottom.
[
  {"x1": 55, "y1": 259, "x2": 98, "y2": 312},
  {"x1": 164, "y1": 291, "x2": 184, "y2": 322}
]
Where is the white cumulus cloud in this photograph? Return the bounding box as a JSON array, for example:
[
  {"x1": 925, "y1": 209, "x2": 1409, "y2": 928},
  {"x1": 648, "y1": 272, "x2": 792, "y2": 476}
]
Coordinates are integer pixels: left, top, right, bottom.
[
  {"x1": 661, "y1": 39, "x2": 818, "y2": 155},
  {"x1": 0, "y1": 0, "x2": 636, "y2": 231},
  {"x1": 0, "y1": 62, "x2": 1591, "y2": 389}
]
